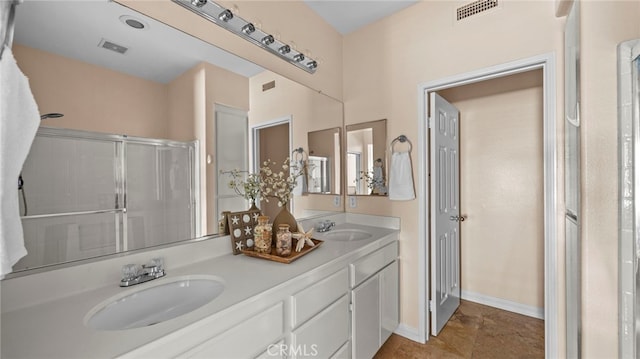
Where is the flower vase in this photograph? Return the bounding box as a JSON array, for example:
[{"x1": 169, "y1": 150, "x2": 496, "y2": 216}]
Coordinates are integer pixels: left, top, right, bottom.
[
  {"x1": 248, "y1": 199, "x2": 259, "y2": 212},
  {"x1": 272, "y1": 205, "x2": 297, "y2": 243}
]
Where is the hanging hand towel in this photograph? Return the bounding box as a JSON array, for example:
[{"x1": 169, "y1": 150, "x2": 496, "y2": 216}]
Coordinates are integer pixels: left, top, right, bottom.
[
  {"x1": 388, "y1": 151, "x2": 415, "y2": 201},
  {"x1": 0, "y1": 46, "x2": 40, "y2": 279},
  {"x1": 292, "y1": 159, "x2": 308, "y2": 196}
]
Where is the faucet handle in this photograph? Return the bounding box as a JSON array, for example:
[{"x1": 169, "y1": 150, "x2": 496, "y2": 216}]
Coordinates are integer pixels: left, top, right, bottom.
[
  {"x1": 149, "y1": 257, "x2": 164, "y2": 269},
  {"x1": 121, "y1": 264, "x2": 140, "y2": 281},
  {"x1": 142, "y1": 257, "x2": 165, "y2": 277}
]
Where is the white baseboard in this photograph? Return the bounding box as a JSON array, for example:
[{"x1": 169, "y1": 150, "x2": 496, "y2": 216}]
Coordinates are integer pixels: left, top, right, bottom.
[
  {"x1": 393, "y1": 323, "x2": 425, "y2": 344},
  {"x1": 461, "y1": 290, "x2": 544, "y2": 319}
]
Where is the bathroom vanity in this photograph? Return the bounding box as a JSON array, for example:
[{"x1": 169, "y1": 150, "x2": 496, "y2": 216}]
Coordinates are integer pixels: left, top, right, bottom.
[{"x1": 0, "y1": 214, "x2": 399, "y2": 358}]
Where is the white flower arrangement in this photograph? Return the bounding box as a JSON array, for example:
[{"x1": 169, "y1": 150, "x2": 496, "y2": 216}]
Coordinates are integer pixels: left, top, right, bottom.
[
  {"x1": 358, "y1": 170, "x2": 385, "y2": 190},
  {"x1": 220, "y1": 169, "x2": 261, "y2": 203},
  {"x1": 260, "y1": 157, "x2": 304, "y2": 207}
]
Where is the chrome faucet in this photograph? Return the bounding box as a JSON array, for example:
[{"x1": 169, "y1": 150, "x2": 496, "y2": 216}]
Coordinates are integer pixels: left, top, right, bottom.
[
  {"x1": 120, "y1": 257, "x2": 165, "y2": 287},
  {"x1": 315, "y1": 220, "x2": 336, "y2": 233}
]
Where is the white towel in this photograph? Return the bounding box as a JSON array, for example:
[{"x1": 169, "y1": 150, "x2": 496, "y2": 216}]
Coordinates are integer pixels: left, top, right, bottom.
[
  {"x1": 292, "y1": 159, "x2": 307, "y2": 196},
  {"x1": 388, "y1": 151, "x2": 415, "y2": 201},
  {"x1": 0, "y1": 46, "x2": 40, "y2": 279}
]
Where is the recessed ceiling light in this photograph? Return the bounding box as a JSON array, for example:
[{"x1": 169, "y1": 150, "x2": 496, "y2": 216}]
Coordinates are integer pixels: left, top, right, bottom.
[{"x1": 119, "y1": 15, "x2": 148, "y2": 30}]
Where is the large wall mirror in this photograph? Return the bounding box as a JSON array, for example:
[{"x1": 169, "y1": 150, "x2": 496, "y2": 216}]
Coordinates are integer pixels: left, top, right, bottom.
[
  {"x1": 11, "y1": 0, "x2": 344, "y2": 274},
  {"x1": 346, "y1": 120, "x2": 387, "y2": 196}
]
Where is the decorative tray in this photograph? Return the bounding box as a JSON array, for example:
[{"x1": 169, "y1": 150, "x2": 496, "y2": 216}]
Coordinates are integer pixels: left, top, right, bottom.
[{"x1": 241, "y1": 239, "x2": 323, "y2": 264}]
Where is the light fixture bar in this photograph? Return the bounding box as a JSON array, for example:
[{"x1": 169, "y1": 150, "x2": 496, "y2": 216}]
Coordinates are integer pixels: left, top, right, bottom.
[{"x1": 172, "y1": 0, "x2": 318, "y2": 74}]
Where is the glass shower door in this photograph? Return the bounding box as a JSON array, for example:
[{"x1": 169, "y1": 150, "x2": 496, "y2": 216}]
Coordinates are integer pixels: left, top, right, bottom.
[
  {"x1": 125, "y1": 141, "x2": 196, "y2": 251},
  {"x1": 17, "y1": 131, "x2": 122, "y2": 270}
]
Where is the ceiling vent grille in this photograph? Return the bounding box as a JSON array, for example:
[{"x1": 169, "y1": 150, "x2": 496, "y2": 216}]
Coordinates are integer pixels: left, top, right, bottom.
[
  {"x1": 98, "y1": 39, "x2": 128, "y2": 54},
  {"x1": 457, "y1": 0, "x2": 498, "y2": 21}
]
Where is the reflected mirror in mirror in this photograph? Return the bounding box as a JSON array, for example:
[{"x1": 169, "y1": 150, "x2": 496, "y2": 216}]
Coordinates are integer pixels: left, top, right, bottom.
[
  {"x1": 346, "y1": 120, "x2": 387, "y2": 196},
  {"x1": 307, "y1": 128, "x2": 342, "y2": 195},
  {"x1": 10, "y1": 1, "x2": 344, "y2": 274}
]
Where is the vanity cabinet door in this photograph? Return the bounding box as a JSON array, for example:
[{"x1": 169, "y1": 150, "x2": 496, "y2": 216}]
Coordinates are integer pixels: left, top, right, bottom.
[
  {"x1": 380, "y1": 260, "x2": 399, "y2": 344},
  {"x1": 352, "y1": 274, "x2": 380, "y2": 359}
]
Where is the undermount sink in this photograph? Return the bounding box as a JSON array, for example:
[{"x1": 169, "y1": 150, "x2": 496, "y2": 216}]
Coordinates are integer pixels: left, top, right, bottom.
[
  {"x1": 320, "y1": 229, "x2": 372, "y2": 241},
  {"x1": 85, "y1": 275, "x2": 225, "y2": 331}
]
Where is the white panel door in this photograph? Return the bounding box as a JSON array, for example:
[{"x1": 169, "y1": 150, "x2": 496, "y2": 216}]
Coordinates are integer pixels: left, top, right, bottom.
[{"x1": 430, "y1": 92, "x2": 461, "y2": 335}]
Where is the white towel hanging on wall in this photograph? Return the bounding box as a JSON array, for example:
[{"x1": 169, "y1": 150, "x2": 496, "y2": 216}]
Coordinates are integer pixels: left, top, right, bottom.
[
  {"x1": 388, "y1": 135, "x2": 415, "y2": 201},
  {"x1": 388, "y1": 151, "x2": 415, "y2": 201},
  {"x1": 0, "y1": 45, "x2": 40, "y2": 279}
]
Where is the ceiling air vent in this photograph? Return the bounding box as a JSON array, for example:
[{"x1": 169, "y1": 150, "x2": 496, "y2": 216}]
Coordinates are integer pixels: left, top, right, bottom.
[
  {"x1": 457, "y1": 0, "x2": 498, "y2": 21},
  {"x1": 98, "y1": 39, "x2": 128, "y2": 55}
]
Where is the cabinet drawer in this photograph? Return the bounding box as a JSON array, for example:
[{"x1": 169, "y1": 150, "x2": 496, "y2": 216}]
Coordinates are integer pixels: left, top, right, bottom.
[
  {"x1": 181, "y1": 302, "x2": 284, "y2": 358},
  {"x1": 292, "y1": 295, "x2": 350, "y2": 359},
  {"x1": 291, "y1": 268, "x2": 348, "y2": 328},
  {"x1": 350, "y1": 242, "x2": 398, "y2": 287}
]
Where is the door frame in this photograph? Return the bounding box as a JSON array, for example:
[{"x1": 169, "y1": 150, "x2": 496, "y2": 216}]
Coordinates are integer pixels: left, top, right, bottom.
[
  {"x1": 250, "y1": 116, "x2": 293, "y2": 209},
  {"x1": 416, "y1": 53, "x2": 557, "y2": 357}
]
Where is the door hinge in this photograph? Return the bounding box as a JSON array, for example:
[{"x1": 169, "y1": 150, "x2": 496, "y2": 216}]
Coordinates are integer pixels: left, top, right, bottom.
[
  {"x1": 349, "y1": 303, "x2": 353, "y2": 312},
  {"x1": 428, "y1": 117, "x2": 433, "y2": 128},
  {"x1": 429, "y1": 300, "x2": 434, "y2": 312}
]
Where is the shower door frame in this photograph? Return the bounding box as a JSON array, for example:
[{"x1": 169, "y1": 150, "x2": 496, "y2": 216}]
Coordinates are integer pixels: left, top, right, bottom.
[{"x1": 618, "y1": 38, "x2": 640, "y2": 359}]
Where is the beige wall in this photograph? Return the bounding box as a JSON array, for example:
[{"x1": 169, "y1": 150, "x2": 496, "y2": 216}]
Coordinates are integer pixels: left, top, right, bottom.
[
  {"x1": 14, "y1": 44, "x2": 170, "y2": 139},
  {"x1": 439, "y1": 70, "x2": 544, "y2": 309},
  {"x1": 117, "y1": 0, "x2": 343, "y2": 100},
  {"x1": 580, "y1": 1, "x2": 640, "y2": 357},
  {"x1": 249, "y1": 71, "x2": 343, "y2": 217},
  {"x1": 343, "y1": 0, "x2": 565, "y2": 353}
]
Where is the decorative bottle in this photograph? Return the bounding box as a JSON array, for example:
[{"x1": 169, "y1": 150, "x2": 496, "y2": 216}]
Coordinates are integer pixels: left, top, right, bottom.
[
  {"x1": 276, "y1": 224, "x2": 292, "y2": 257},
  {"x1": 219, "y1": 211, "x2": 231, "y2": 235},
  {"x1": 254, "y1": 216, "x2": 272, "y2": 253}
]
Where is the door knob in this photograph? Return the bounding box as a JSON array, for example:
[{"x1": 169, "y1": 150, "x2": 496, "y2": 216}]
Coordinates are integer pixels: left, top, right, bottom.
[{"x1": 449, "y1": 215, "x2": 466, "y2": 222}]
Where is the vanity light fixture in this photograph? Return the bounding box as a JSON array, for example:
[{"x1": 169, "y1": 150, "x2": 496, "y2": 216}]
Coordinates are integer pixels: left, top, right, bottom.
[
  {"x1": 218, "y1": 9, "x2": 233, "y2": 22},
  {"x1": 278, "y1": 44, "x2": 290, "y2": 55},
  {"x1": 241, "y1": 23, "x2": 255, "y2": 35},
  {"x1": 261, "y1": 34, "x2": 274, "y2": 46},
  {"x1": 172, "y1": 0, "x2": 318, "y2": 74}
]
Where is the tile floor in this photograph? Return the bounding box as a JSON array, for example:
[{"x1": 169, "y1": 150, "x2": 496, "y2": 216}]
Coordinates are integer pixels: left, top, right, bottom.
[{"x1": 374, "y1": 300, "x2": 544, "y2": 358}]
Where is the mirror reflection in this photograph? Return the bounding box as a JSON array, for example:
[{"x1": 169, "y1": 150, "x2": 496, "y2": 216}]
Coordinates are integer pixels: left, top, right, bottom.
[
  {"x1": 249, "y1": 71, "x2": 344, "y2": 219},
  {"x1": 11, "y1": 0, "x2": 344, "y2": 273},
  {"x1": 307, "y1": 128, "x2": 342, "y2": 195},
  {"x1": 346, "y1": 120, "x2": 387, "y2": 196}
]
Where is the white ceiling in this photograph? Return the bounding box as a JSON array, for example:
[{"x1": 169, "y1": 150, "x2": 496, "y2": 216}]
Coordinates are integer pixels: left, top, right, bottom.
[
  {"x1": 12, "y1": 1, "x2": 417, "y2": 84},
  {"x1": 13, "y1": 0, "x2": 264, "y2": 83},
  {"x1": 304, "y1": 0, "x2": 420, "y2": 35}
]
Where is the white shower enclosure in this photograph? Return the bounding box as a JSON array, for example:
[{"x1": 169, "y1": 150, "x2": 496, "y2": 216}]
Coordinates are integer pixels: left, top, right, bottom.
[{"x1": 15, "y1": 127, "x2": 199, "y2": 272}]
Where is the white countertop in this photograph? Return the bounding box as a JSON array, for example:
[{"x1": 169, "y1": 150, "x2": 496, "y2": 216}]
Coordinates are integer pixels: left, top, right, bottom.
[{"x1": 1, "y1": 220, "x2": 398, "y2": 358}]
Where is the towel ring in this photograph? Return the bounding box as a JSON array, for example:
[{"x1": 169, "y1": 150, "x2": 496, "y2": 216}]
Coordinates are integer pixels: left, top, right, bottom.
[
  {"x1": 390, "y1": 135, "x2": 412, "y2": 152},
  {"x1": 291, "y1": 147, "x2": 307, "y2": 162}
]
